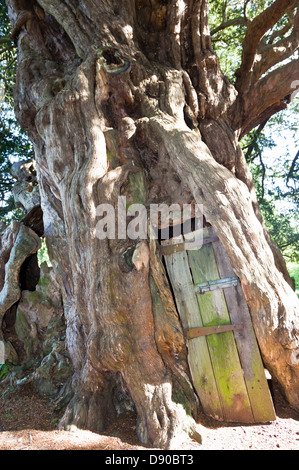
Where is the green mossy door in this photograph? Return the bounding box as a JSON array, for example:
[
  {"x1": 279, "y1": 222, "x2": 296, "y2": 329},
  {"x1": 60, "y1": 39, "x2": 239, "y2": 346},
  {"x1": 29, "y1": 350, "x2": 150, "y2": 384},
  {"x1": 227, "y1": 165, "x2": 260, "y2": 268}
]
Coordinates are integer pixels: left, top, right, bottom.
[{"x1": 162, "y1": 226, "x2": 276, "y2": 423}]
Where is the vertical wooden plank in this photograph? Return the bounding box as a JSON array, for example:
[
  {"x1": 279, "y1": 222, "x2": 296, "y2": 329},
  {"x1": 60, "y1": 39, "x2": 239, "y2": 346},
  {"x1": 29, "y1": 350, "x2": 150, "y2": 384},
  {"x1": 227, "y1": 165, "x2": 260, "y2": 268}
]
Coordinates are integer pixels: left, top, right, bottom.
[
  {"x1": 211, "y1": 229, "x2": 276, "y2": 422},
  {"x1": 185, "y1": 229, "x2": 254, "y2": 423},
  {"x1": 162, "y1": 236, "x2": 224, "y2": 420}
]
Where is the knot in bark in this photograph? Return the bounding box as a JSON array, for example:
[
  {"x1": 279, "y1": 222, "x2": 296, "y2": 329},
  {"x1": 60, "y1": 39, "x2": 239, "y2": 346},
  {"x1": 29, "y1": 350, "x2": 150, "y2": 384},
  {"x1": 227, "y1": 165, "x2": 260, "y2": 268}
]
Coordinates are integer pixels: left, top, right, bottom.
[{"x1": 97, "y1": 47, "x2": 131, "y2": 76}]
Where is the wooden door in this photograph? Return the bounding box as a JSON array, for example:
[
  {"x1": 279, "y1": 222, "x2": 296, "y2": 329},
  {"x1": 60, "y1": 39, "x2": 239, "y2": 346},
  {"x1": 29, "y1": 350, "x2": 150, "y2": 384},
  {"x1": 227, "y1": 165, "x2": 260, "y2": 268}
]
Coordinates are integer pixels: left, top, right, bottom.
[{"x1": 162, "y1": 226, "x2": 276, "y2": 423}]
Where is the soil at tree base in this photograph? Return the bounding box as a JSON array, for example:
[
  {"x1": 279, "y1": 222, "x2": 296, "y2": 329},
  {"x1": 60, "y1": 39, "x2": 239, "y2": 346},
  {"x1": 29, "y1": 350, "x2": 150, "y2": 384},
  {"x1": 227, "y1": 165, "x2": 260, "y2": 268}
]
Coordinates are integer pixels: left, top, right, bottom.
[{"x1": 0, "y1": 380, "x2": 298, "y2": 450}]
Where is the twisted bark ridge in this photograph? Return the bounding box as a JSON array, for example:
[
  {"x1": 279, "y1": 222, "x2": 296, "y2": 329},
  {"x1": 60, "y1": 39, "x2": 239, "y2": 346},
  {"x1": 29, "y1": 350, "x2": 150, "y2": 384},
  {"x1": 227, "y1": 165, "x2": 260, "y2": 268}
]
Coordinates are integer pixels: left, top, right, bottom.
[
  {"x1": 0, "y1": 223, "x2": 41, "y2": 317},
  {"x1": 0, "y1": 220, "x2": 41, "y2": 363},
  {"x1": 5, "y1": 0, "x2": 299, "y2": 448}
]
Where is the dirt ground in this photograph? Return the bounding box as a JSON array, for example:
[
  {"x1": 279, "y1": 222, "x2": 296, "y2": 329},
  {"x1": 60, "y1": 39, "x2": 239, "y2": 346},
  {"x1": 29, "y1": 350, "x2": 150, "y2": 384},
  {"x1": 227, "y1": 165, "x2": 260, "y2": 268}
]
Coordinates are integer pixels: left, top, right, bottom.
[{"x1": 0, "y1": 380, "x2": 298, "y2": 451}]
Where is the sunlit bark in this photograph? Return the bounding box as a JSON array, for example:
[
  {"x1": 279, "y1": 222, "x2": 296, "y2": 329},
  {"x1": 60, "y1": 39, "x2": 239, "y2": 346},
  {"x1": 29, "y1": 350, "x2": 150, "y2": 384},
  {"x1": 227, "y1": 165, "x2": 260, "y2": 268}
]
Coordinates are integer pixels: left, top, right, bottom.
[{"x1": 5, "y1": 0, "x2": 299, "y2": 447}]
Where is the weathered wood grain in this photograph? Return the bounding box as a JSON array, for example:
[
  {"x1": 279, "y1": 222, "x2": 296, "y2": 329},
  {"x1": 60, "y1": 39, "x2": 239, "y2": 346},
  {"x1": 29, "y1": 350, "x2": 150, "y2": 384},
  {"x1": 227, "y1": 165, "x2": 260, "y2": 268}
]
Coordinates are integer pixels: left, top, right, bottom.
[
  {"x1": 211, "y1": 227, "x2": 276, "y2": 422},
  {"x1": 185, "y1": 229, "x2": 254, "y2": 423},
  {"x1": 162, "y1": 236, "x2": 223, "y2": 420},
  {"x1": 163, "y1": 227, "x2": 275, "y2": 423}
]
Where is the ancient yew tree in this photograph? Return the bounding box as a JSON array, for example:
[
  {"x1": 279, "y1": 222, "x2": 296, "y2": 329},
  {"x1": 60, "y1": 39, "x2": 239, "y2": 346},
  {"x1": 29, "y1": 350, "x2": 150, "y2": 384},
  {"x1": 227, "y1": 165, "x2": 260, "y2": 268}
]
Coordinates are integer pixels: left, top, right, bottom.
[{"x1": 4, "y1": 0, "x2": 299, "y2": 448}]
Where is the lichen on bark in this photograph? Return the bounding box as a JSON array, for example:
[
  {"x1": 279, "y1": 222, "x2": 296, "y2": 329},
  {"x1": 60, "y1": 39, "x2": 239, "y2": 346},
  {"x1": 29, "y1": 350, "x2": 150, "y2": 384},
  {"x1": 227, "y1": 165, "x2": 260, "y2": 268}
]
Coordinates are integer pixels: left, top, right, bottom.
[{"x1": 4, "y1": 0, "x2": 299, "y2": 448}]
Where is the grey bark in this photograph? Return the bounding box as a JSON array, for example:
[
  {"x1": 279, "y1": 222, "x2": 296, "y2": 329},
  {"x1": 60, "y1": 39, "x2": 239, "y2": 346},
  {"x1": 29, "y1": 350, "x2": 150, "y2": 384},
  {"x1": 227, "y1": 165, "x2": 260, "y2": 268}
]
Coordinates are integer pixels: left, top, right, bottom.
[
  {"x1": 0, "y1": 223, "x2": 41, "y2": 317},
  {"x1": 5, "y1": 0, "x2": 299, "y2": 448}
]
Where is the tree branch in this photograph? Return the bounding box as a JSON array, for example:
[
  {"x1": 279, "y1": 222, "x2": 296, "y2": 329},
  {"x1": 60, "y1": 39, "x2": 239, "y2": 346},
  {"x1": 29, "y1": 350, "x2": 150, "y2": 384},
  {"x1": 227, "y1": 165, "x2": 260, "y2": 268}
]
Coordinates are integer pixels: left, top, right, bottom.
[
  {"x1": 286, "y1": 150, "x2": 299, "y2": 188},
  {"x1": 258, "y1": 151, "x2": 266, "y2": 201},
  {"x1": 244, "y1": 119, "x2": 269, "y2": 162},
  {"x1": 235, "y1": 0, "x2": 297, "y2": 92},
  {"x1": 0, "y1": 45, "x2": 15, "y2": 56},
  {"x1": 211, "y1": 16, "x2": 248, "y2": 36},
  {"x1": 239, "y1": 58, "x2": 299, "y2": 137},
  {"x1": 252, "y1": 7, "x2": 299, "y2": 82},
  {"x1": 240, "y1": 102, "x2": 288, "y2": 139},
  {"x1": 268, "y1": 8, "x2": 295, "y2": 44},
  {"x1": 258, "y1": 35, "x2": 299, "y2": 79}
]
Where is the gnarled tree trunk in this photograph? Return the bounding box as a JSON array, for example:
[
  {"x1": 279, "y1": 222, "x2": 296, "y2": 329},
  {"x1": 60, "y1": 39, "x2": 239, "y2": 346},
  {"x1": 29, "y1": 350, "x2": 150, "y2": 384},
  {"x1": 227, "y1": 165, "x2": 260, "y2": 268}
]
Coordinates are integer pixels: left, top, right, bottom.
[{"x1": 6, "y1": 0, "x2": 299, "y2": 448}]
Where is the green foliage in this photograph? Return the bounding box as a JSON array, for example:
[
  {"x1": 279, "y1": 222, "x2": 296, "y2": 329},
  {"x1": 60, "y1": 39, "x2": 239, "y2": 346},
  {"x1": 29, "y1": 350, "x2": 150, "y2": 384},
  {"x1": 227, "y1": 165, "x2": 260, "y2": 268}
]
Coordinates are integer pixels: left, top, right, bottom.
[
  {"x1": 209, "y1": 0, "x2": 249, "y2": 80},
  {"x1": 0, "y1": 2, "x2": 16, "y2": 106},
  {"x1": 209, "y1": 0, "x2": 295, "y2": 81},
  {"x1": 0, "y1": 3, "x2": 33, "y2": 221},
  {"x1": 0, "y1": 106, "x2": 33, "y2": 221},
  {"x1": 37, "y1": 239, "x2": 52, "y2": 266},
  {"x1": 208, "y1": 1, "x2": 299, "y2": 264},
  {"x1": 257, "y1": 196, "x2": 299, "y2": 262},
  {"x1": 240, "y1": 99, "x2": 299, "y2": 262},
  {"x1": 264, "y1": 102, "x2": 299, "y2": 213},
  {"x1": 0, "y1": 363, "x2": 9, "y2": 381},
  {"x1": 287, "y1": 262, "x2": 299, "y2": 296}
]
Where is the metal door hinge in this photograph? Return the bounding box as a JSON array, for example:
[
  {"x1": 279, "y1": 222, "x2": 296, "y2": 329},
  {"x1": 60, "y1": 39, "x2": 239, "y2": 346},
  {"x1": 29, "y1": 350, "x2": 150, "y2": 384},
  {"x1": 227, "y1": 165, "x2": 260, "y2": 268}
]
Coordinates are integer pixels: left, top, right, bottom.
[{"x1": 194, "y1": 276, "x2": 240, "y2": 294}]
